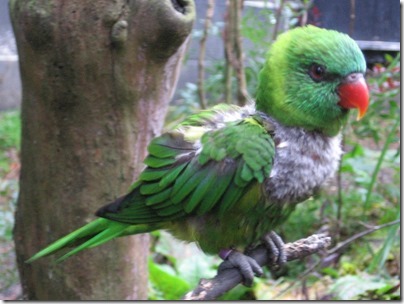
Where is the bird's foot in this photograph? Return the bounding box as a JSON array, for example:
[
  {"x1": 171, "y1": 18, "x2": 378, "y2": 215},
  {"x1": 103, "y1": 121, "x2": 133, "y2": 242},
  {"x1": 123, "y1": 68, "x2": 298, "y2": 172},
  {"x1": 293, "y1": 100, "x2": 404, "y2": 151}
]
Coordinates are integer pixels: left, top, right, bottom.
[
  {"x1": 263, "y1": 231, "x2": 287, "y2": 271},
  {"x1": 218, "y1": 249, "x2": 263, "y2": 287}
]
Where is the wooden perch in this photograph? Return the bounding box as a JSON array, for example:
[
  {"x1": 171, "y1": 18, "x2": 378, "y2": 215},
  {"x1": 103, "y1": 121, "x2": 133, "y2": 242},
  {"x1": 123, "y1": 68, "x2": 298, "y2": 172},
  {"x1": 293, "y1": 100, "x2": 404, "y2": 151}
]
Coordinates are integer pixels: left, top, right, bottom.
[{"x1": 183, "y1": 234, "x2": 331, "y2": 301}]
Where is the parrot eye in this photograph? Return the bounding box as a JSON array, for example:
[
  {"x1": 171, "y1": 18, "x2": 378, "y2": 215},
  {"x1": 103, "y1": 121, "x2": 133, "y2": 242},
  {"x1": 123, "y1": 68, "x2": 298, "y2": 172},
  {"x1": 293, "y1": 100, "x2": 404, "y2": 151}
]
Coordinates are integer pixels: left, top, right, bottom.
[{"x1": 309, "y1": 64, "x2": 326, "y2": 82}]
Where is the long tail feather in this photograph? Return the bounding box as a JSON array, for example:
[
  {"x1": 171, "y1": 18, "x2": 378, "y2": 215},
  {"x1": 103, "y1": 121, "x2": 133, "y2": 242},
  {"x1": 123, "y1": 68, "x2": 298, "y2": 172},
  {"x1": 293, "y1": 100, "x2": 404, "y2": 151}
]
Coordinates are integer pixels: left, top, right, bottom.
[
  {"x1": 55, "y1": 221, "x2": 130, "y2": 262},
  {"x1": 26, "y1": 218, "x2": 155, "y2": 263}
]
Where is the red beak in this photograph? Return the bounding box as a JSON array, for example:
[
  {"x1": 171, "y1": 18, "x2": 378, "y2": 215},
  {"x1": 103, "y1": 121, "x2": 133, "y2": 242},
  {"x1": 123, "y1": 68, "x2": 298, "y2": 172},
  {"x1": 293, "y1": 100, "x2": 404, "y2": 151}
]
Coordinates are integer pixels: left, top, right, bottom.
[{"x1": 338, "y1": 73, "x2": 369, "y2": 120}]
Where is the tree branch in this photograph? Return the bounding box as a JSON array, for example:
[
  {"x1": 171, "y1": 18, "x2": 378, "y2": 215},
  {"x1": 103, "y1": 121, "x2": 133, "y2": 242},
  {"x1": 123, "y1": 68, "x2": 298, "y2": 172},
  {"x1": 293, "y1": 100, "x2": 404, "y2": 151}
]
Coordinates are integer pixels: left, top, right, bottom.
[
  {"x1": 232, "y1": 0, "x2": 248, "y2": 106},
  {"x1": 223, "y1": 0, "x2": 248, "y2": 106},
  {"x1": 223, "y1": 0, "x2": 234, "y2": 104},
  {"x1": 272, "y1": 0, "x2": 285, "y2": 40},
  {"x1": 183, "y1": 234, "x2": 331, "y2": 300},
  {"x1": 197, "y1": 0, "x2": 215, "y2": 109},
  {"x1": 271, "y1": 218, "x2": 401, "y2": 299},
  {"x1": 327, "y1": 219, "x2": 400, "y2": 255}
]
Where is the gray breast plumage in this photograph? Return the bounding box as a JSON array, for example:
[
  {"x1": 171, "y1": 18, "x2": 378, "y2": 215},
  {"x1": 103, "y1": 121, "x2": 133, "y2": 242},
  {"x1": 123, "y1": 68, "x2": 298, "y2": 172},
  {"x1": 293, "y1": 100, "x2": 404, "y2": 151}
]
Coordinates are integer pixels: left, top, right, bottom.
[
  {"x1": 264, "y1": 117, "x2": 342, "y2": 205},
  {"x1": 190, "y1": 105, "x2": 343, "y2": 206}
]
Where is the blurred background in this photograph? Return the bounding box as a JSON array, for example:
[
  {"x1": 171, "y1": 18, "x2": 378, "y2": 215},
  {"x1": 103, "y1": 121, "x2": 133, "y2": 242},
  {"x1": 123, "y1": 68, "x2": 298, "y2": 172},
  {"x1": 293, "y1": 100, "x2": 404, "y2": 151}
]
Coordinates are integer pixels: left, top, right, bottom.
[
  {"x1": 0, "y1": 0, "x2": 400, "y2": 111},
  {"x1": 0, "y1": 0, "x2": 400, "y2": 300}
]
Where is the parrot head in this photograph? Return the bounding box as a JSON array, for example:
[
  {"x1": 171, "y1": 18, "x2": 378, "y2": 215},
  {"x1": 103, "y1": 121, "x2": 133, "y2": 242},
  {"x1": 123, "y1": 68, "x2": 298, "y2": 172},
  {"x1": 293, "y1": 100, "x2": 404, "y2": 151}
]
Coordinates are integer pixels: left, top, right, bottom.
[{"x1": 256, "y1": 25, "x2": 369, "y2": 136}]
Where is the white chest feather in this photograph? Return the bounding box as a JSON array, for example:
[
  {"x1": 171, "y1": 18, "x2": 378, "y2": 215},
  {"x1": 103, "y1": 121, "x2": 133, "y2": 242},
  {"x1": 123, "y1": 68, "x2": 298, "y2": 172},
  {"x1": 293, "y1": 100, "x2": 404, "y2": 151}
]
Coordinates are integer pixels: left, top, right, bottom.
[{"x1": 265, "y1": 121, "x2": 342, "y2": 204}]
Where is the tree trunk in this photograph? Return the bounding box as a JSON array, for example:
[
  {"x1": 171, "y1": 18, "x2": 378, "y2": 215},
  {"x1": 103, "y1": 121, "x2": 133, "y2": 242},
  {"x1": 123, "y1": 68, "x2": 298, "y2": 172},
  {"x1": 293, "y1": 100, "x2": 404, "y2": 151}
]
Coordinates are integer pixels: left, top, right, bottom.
[{"x1": 10, "y1": 0, "x2": 194, "y2": 300}]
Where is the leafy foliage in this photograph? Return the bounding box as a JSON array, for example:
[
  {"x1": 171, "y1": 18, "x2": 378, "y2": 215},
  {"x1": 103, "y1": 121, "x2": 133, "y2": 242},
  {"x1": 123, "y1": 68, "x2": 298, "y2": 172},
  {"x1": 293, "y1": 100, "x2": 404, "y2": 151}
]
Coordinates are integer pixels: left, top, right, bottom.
[
  {"x1": 0, "y1": 111, "x2": 20, "y2": 298},
  {"x1": 330, "y1": 274, "x2": 400, "y2": 300},
  {"x1": 0, "y1": 3, "x2": 400, "y2": 300},
  {"x1": 148, "y1": 231, "x2": 218, "y2": 300}
]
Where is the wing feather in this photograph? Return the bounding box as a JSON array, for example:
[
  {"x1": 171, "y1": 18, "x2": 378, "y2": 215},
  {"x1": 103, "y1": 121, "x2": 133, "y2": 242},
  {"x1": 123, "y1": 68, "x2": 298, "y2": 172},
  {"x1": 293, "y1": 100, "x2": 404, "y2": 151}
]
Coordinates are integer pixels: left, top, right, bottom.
[{"x1": 96, "y1": 106, "x2": 275, "y2": 226}]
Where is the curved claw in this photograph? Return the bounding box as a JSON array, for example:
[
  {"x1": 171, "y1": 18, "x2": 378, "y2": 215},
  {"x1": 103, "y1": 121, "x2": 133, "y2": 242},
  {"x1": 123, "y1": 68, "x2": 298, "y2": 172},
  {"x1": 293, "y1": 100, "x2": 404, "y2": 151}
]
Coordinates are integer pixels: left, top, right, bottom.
[
  {"x1": 218, "y1": 250, "x2": 263, "y2": 287},
  {"x1": 263, "y1": 231, "x2": 287, "y2": 270}
]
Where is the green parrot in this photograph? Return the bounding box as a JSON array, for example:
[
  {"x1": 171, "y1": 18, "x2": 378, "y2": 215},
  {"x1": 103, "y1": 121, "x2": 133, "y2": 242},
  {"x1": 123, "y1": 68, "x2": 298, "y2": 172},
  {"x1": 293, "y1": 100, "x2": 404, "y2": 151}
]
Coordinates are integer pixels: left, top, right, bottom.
[{"x1": 27, "y1": 25, "x2": 369, "y2": 284}]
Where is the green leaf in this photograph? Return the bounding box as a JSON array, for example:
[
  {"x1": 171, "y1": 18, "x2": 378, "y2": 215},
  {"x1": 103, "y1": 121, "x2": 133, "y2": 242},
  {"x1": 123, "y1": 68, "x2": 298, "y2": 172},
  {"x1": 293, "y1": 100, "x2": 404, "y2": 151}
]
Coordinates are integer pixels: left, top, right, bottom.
[
  {"x1": 0, "y1": 111, "x2": 21, "y2": 149},
  {"x1": 148, "y1": 258, "x2": 190, "y2": 300},
  {"x1": 384, "y1": 53, "x2": 394, "y2": 63},
  {"x1": 321, "y1": 267, "x2": 339, "y2": 279},
  {"x1": 367, "y1": 215, "x2": 400, "y2": 273},
  {"x1": 330, "y1": 274, "x2": 387, "y2": 300},
  {"x1": 343, "y1": 144, "x2": 365, "y2": 159},
  {"x1": 218, "y1": 284, "x2": 251, "y2": 300},
  {"x1": 177, "y1": 254, "x2": 217, "y2": 288}
]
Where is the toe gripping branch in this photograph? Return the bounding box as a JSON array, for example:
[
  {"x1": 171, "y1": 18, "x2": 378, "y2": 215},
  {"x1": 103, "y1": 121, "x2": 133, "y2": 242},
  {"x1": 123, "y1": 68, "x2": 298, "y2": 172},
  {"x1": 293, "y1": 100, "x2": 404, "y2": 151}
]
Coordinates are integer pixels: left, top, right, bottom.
[
  {"x1": 217, "y1": 232, "x2": 288, "y2": 288},
  {"x1": 183, "y1": 233, "x2": 331, "y2": 300},
  {"x1": 264, "y1": 231, "x2": 287, "y2": 271}
]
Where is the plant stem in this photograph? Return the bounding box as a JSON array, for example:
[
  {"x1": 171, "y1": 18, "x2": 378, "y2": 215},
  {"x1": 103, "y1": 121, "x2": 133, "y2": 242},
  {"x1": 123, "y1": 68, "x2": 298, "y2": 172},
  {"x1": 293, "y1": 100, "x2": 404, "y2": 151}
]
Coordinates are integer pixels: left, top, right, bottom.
[
  {"x1": 274, "y1": 218, "x2": 400, "y2": 299},
  {"x1": 362, "y1": 115, "x2": 400, "y2": 216},
  {"x1": 327, "y1": 219, "x2": 400, "y2": 255},
  {"x1": 272, "y1": 0, "x2": 285, "y2": 40},
  {"x1": 335, "y1": 137, "x2": 345, "y2": 241},
  {"x1": 197, "y1": 0, "x2": 215, "y2": 109},
  {"x1": 223, "y1": 0, "x2": 248, "y2": 105},
  {"x1": 223, "y1": 0, "x2": 233, "y2": 104}
]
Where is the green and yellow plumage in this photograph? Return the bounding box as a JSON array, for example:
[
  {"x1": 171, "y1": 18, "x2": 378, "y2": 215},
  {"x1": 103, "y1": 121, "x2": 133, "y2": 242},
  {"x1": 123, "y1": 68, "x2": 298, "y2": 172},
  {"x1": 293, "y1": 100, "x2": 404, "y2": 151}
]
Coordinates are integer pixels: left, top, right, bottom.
[
  {"x1": 29, "y1": 104, "x2": 275, "y2": 261},
  {"x1": 28, "y1": 26, "x2": 369, "y2": 264}
]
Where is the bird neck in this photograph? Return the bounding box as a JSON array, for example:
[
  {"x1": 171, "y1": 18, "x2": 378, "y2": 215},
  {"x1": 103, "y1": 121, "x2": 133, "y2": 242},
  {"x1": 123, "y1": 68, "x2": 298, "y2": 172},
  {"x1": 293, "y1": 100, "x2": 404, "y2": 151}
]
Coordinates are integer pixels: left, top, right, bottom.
[
  {"x1": 255, "y1": 69, "x2": 346, "y2": 137},
  {"x1": 255, "y1": 93, "x2": 345, "y2": 137}
]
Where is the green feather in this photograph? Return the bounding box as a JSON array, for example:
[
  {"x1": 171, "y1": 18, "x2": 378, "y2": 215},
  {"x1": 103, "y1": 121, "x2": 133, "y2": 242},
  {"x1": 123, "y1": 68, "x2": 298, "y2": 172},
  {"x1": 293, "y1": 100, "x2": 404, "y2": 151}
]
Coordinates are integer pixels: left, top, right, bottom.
[
  {"x1": 170, "y1": 161, "x2": 200, "y2": 201},
  {"x1": 140, "y1": 181, "x2": 166, "y2": 195},
  {"x1": 27, "y1": 219, "x2": 155, "y2": 263},
  {"x1": 139, "y1": 168, "x2": 169, "y2": 182},
  {"x1": 26, "y1": 218, "x2": 109, "y2": 263},
  {"x1": 196, "y1": 168, "x2": 234, "y2": 215},
  {"x1": 183, "y1": 175, "x2": 215, "y2": 211},
  {"x1": 158, "y1": 162, "x2": 188, "y2": 188},
  {"x1": 146, "y1": 188, "x2": 172, "y2": 206},
  {"x1": 240, "y1": 163, "x2": 254, "y2": 183},
  {"x1": 156, "y1": 203, "x2": 185, "y2": 217},
  {"x1": 218, "y1": 184, "x2": 245, "y2": 217},
  {"x1": 144, "y1": 155, "x2": 176, "y2": 168},
  {"x1": 148, "y1": 133, "x2": 194, "y2": 158},
  {"x1": 55, "y1": 222, "x2": 129, "y2": 262},
  {"x1": 171, "y1": 163, "x2": 207, "y2": 205}
]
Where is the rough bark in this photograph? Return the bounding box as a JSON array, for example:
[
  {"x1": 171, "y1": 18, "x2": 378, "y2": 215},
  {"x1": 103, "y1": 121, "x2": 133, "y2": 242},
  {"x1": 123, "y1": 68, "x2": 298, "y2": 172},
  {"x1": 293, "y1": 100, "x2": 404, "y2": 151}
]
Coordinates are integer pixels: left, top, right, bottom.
[{"x1": 10, "y1": 0, "x2": 194, "y2": 300}]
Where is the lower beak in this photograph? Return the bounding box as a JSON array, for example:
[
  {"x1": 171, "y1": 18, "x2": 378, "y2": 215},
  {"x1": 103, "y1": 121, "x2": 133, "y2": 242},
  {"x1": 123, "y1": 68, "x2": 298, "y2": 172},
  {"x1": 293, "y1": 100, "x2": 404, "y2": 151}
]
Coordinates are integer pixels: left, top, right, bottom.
[{"x1": 337, "y1": 73, "x2": 369, "y2": 120}]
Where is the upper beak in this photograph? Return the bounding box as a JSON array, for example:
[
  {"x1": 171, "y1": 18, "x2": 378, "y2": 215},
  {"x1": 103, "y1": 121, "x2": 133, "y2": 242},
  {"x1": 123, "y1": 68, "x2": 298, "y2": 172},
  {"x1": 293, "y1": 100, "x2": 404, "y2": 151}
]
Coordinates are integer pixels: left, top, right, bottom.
[{"x1": 337, "y1": 73, "x2": 369, "y2": 120}]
